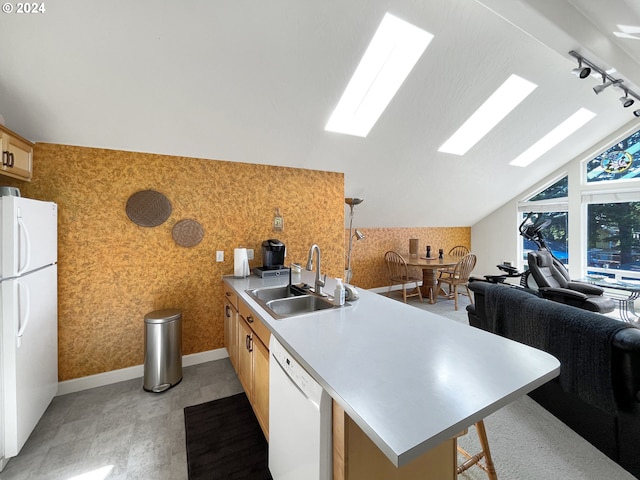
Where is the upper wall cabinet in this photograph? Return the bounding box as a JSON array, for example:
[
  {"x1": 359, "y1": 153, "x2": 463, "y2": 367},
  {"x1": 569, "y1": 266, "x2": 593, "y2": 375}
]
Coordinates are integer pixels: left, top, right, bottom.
[{"x1": 0, "y1": 125, "x2": 33, "y2": 182}]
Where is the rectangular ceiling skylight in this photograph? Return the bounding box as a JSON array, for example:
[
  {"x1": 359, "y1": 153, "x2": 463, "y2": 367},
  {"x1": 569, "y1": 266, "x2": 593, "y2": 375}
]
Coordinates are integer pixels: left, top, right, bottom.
[
  {"x1": 325, "y1": 13, "x2": 434, "y2": 138},
  {"x1": 509, "y1": 108, "x2": 596, "y2": 167},
  {"x1": 438, "y1": 74, "x2": 537, "y2": 156}
]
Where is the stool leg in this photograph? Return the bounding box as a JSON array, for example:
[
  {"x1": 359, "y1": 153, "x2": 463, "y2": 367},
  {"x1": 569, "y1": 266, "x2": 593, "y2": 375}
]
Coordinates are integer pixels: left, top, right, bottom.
[{"x1": 475, "y1": 420, "x2": 497, "y2": 480}]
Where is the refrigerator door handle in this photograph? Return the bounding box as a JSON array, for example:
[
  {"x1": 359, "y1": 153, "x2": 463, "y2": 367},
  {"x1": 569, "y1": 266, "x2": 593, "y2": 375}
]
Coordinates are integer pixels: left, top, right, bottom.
[
  {"x1": 16, "y1": 214, "x2": 32, "y2": 276},
  {"x1": 16, "y1": 279, "x2": 31, "y2": 348}
]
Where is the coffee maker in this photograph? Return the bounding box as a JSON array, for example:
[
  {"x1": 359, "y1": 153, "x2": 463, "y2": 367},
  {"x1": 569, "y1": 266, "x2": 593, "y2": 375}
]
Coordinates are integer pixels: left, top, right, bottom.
[{"x1": 252, "y1": 239, "x2": 289, "y2": 277}]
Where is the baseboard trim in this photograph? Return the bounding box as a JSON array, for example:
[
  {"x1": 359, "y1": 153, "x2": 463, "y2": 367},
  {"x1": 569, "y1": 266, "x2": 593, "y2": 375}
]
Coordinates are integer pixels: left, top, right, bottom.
[{"x1": 57, "y1": 348, "x2": 229, "y2": 396}]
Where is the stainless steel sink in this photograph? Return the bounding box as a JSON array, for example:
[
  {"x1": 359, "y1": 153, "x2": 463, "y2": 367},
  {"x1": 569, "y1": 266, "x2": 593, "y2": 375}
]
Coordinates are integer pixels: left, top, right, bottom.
[
  {"x1": 246, "y1": 285, "x2": 299, "y2": 302},
  {"x1": 246, "y1": 284, "x2": 350, "y2": 319},
  {"x1": 266, "y1": 295, "x2": 336, "y2": 317}
]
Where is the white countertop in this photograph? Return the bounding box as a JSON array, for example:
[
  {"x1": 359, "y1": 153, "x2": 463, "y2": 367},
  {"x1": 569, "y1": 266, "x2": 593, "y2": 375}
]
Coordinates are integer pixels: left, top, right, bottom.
[{"x1": 224, "y1": 271, "x2": 560, "y2": 467}]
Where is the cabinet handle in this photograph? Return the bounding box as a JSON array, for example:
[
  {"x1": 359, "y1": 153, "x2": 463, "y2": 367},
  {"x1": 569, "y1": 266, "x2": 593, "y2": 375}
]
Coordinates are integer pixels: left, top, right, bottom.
[
  {"x1": 225, "y1": 291, "x2": 231, "y2": 296},
  {"x1": 8, "y1": 152, "x2": 14, "y2": 167},
  {"x1": 245, "y1": 334, "x2": 253, "y2": 352},
  {"x1": 246, "y1": 315, "x2": 254, "y2": 323},
  {"x1": 1, "y1": 151, "x2": 8, "y2": 166},
  {"x1": 225, "y1": 305, "x2": 230, "y2": 318}
]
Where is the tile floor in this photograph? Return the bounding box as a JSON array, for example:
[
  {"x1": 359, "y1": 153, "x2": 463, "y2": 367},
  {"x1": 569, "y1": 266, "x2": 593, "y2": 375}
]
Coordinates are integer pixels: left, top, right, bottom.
[{"x1": 1, "y1": 359, "x2": 244, "y2": 480}]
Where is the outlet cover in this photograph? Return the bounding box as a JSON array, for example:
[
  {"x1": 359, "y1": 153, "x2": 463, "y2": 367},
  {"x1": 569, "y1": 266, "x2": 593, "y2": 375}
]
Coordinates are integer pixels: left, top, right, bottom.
[
  {"x1": 247, "y1": 249, "x2": 254, "y2": 260},
  {"x1": 216, "y1": 251, "x2": 224, "y2": 262}
]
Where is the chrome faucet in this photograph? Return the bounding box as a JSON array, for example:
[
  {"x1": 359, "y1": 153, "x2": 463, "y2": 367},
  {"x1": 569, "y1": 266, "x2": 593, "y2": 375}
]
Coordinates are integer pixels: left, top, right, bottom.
[{"x1": 306, "y1": 244, "x2": 326, "y2": 296}]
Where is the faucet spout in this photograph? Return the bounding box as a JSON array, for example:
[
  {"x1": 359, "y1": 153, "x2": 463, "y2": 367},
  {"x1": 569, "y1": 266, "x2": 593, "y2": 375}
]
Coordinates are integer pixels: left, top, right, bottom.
[{"x1": 306, "y1": 244, "x2": 326, "y2": 296}]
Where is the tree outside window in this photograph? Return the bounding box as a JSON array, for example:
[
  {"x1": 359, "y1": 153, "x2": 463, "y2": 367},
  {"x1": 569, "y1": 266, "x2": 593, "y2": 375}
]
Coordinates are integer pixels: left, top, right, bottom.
[{"x1": 587, "y1": 202, "x2": 640, "y2": 276}]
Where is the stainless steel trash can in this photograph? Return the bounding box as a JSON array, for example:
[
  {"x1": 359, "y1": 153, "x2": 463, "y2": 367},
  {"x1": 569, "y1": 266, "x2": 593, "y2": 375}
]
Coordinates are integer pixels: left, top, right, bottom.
[{"x1": 143, "y1": 308, "x2": 182, "y2": 393}]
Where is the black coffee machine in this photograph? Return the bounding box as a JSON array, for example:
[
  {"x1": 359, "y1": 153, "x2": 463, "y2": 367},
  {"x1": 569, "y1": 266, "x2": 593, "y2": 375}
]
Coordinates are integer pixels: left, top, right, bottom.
[
  {"x1": 262, "y1": 239, "x2": 285, "y2": 268},
  {"x1": 253, "y1": 239, "x2": 289, "y2": 277}
]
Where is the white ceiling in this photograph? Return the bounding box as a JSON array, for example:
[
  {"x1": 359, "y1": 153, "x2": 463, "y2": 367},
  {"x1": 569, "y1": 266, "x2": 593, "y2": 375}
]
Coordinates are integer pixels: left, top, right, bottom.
[{"x1": 1, "y1": 0, "x2": 639, "y2": 227}]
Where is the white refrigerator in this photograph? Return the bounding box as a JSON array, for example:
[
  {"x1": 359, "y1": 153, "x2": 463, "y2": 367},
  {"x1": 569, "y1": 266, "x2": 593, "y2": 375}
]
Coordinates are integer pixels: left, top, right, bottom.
[{"x1": 0, "y1": 196, "x2": 57, "y2": 470}]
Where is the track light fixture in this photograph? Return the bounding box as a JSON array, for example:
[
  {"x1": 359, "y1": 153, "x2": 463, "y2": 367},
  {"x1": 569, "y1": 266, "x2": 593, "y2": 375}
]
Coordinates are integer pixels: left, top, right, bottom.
[
  {"x1": 571, "y1": 58, "x2": 591, "y2": 79},
  {"x1": 569, "y1": 50, "x2": 640, "y2": 117},
  {"x1": 593, "y1": 77, "x2": 622, "y2": 95},
  {"x1": 620, "y1": 89, "x2": 635, "y2": 108}
]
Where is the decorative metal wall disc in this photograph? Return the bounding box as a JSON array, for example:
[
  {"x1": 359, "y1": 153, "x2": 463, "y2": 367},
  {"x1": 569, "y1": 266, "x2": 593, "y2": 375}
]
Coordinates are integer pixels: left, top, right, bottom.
[
  {"x1": 172, "y1": 219, "x2": 204, "y2": 247},
  {"x1": 126, "y1": 190, "x2": 172, "y2": 227}
]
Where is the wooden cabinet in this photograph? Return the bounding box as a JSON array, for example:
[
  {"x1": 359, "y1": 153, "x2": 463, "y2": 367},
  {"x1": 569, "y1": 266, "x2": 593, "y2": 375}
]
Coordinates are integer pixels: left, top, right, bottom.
[
  {"x1": 237, "y1": 298, "x2": 270, "y2": 438},
  {"x1": 0, "y1": 125, "x2": 33, "y2": 181},
  {"x1": 223, "y1": 286, "x2": 239, "y2": 370},
  {"x1": 333, "y1": 402, "x2": 456, "y2": 480},
  {"x1": 223, "y1": 285, "x2": 270, "y2": 439}
]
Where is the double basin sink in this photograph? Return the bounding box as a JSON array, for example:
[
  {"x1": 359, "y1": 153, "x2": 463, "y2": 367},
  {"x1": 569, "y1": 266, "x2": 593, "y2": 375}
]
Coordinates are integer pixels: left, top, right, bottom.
[{"x1": 246, "y1": 283, "x2": 350, "y2": 319}]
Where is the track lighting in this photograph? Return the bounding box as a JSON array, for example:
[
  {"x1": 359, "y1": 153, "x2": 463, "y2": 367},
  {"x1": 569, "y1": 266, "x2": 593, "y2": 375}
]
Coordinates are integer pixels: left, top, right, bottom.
[
  {"x1": 569, "y1": 51, "x2": 640, "y2": 117},
  {"x1": 593, "y1": 76, "x2": 622, "y2": 95},
  {"x1": 620, "y1": 89, "x2": 635, "y2": 108},
  {"x1": 571, "y1": 59, "x2": 591, "y2": 79}
]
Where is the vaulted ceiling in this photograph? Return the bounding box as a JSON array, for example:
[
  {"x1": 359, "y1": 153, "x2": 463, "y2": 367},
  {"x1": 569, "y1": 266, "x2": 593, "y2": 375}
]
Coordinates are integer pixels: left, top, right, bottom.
[{"x1": 1, "y1": 0, "x2": 639, "y2": 227}]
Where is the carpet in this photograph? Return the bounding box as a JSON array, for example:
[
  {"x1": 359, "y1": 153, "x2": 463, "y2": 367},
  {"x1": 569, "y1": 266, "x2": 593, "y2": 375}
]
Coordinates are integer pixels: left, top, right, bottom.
[{"x1": 184, "y1": 393, "x2": 272, "y2": 480}]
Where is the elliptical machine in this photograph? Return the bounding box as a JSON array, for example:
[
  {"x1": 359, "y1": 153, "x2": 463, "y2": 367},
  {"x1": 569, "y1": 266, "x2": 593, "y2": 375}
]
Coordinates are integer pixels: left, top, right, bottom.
[
  {"x1": 476, "y1": 212, "x2": 550, "y2": 287},
  {"x1": 518, "y1": 212, "x2": 556, "y2": 290}
]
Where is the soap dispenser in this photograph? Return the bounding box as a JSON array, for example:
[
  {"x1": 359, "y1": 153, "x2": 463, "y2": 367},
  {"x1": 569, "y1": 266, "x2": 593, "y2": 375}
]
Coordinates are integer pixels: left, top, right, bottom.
[{"x1": 334, "y1": 278, "x2": 345, "y2": 306}]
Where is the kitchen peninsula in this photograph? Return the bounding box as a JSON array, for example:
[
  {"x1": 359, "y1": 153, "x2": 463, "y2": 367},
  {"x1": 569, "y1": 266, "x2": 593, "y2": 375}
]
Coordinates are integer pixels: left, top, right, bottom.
[{"x1": 223, "y1": 271, "x2": 560, "y2": 479}]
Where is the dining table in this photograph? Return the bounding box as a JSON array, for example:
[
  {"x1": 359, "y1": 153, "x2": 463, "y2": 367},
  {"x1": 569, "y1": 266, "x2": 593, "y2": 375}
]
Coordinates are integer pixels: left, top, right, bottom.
[{"x1": 404, "y1": 254, "x2": 460, "y2": 303}]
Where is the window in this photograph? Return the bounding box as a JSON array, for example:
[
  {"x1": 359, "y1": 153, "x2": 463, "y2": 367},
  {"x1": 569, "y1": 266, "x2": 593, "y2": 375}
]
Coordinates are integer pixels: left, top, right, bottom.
[
  {"x1": 586, "y1": 202, "x2": 640, "y2": 277},
  {"x1": 586, "y1": 129, "x2": 640, "y2": 183},
  {"x1": 518, "y1": 177, "x2": 569, "y2": 266},
  {"x1": 521, "y1": 212, "x2": 568, "y2": 265}
]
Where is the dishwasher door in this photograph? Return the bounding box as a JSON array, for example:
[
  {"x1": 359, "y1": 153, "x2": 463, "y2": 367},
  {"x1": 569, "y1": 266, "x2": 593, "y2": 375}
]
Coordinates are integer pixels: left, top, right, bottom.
[{"x1": 268, "y1": 336, "x2": 332, "y2": 480}]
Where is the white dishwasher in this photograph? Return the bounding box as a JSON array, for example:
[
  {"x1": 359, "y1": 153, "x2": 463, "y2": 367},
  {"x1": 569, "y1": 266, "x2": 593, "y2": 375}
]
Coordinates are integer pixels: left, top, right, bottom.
[{"x1": 269, "y1": 336, "x2": 332, "y2": 480}]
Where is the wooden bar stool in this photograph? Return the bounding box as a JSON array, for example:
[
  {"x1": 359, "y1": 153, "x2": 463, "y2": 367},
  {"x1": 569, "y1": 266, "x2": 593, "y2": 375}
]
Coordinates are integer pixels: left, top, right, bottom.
[{"x1": 456, "y1": 419, "x2": 498, "y2": 479}]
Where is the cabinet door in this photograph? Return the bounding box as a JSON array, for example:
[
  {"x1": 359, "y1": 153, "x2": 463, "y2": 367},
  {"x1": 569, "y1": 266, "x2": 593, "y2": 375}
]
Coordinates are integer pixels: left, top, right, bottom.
[
  {"x1": 223, "y1": 297, "x2": 239, "y2": 371},
  {"x1": 1, "y1": 131, "x2": 32, "y2": 181},
  {"x1": 237, "y1": 317, "x2": 253, "y2": 400},
  {"x1": 252, "y1": 336, "x2": 269, "y2": 439}
]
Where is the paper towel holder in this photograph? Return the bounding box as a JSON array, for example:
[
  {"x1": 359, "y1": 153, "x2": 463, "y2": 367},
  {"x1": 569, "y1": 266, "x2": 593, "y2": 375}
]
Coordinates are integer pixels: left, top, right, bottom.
[{"x1": 234, "y1": 248, "x2": 250, "y2": 278}]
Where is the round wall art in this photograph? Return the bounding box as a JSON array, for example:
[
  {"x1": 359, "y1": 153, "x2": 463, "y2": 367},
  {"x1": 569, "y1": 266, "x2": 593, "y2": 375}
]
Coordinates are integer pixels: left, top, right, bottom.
[
  {"x1": 126, "y1": 190, "x2": 172, "y2": 227},
  {"x1": 172, "y1": 219, "x2": 204, "y2": 248}
]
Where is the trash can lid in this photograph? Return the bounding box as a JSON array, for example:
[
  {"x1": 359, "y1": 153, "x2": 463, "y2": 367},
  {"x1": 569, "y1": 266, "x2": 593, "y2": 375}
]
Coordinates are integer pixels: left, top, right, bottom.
[{"x1": 144, "y1": 308, "x2": 182, "y2": 324}]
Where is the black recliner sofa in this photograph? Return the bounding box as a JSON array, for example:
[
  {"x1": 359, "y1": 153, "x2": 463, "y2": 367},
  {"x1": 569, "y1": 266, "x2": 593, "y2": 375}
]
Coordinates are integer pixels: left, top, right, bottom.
[
  {"x1": 527, "y1": 249, "x2": 616, "y2": 313},
  {"x1": 467, "y1": 281, "x2": 640, "y2": 478}
]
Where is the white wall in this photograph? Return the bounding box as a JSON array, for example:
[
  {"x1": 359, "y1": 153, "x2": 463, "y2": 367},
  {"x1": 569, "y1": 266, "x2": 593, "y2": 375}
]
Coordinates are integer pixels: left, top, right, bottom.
[
  {"x1": 472, "y1": 201, "x2": 519, "y2": 278},
  {"x1": 472, "y1": 119, "x2": 640, "y2": 280}
]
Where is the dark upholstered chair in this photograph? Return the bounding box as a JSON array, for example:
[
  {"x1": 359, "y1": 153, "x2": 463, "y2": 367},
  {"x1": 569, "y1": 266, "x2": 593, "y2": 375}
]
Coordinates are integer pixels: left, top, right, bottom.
[{"x1": 527, "y1": 250, "x2": 615, "y2": 313}]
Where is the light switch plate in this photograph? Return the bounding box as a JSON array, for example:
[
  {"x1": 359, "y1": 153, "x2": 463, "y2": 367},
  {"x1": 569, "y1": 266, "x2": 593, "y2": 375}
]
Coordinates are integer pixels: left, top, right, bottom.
[{"x1": 216, "y1": 251, "x2": 224, "y2": 262}]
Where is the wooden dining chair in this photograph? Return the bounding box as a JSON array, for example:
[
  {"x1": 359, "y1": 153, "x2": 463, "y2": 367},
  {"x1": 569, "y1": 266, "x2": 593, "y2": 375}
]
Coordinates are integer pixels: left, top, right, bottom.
[
  {"x1": 456, "y1": 419, "x2": 498, "y2": 480},
  {"x1": 436, "y1": 253, "x2": 476, "y2": 310},
  {"x1": 384, "y1": 251, "x2": 423, "y2": 303},
  {"x1": 449, "y1": 245, "x2": 470, "y2": 257},
  {"x1": 438, "y1": 246, "x2": 471, "y2": 283}
]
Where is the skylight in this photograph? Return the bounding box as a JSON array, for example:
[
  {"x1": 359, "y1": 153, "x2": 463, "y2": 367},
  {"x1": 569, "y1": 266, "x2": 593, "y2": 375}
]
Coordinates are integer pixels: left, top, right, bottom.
[
  {"x1": 509, "y1": 108, "x2": 596, "y2": 167},
  {"x1": 438, "y1": 74, "x2": 537, "y2": 155},
  {"x1": 325, "y1": 13, "x2": 433, "y2": 138},
  {"x1": 614, "y1": 24, "x2": 640, "y2": 40}
]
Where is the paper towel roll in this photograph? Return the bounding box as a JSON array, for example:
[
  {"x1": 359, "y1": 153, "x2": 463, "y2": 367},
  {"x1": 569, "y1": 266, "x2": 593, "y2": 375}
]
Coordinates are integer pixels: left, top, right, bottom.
[{"x1": 234, "y1": 248, "x2": 249, "y2": 278}]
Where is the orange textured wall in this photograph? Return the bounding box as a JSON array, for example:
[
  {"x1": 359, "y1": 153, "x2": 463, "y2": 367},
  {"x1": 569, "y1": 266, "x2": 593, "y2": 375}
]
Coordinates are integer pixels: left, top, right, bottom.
[
  {"x1": 346, "y1": 227, "x2": 471, "y2": 289},
  {"x1": 6, "y1": 144, "x2": 344, "y2": 381}
]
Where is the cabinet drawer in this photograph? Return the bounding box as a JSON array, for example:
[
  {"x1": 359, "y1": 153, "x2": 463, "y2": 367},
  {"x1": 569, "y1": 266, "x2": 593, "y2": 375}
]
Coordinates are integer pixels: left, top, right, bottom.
[
  {"x1": 239, "y1": 300, "x2": 271, "y2": 347},
  {"x1": 223, "y1": 286, "x2": 238, "y2": 310}
]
